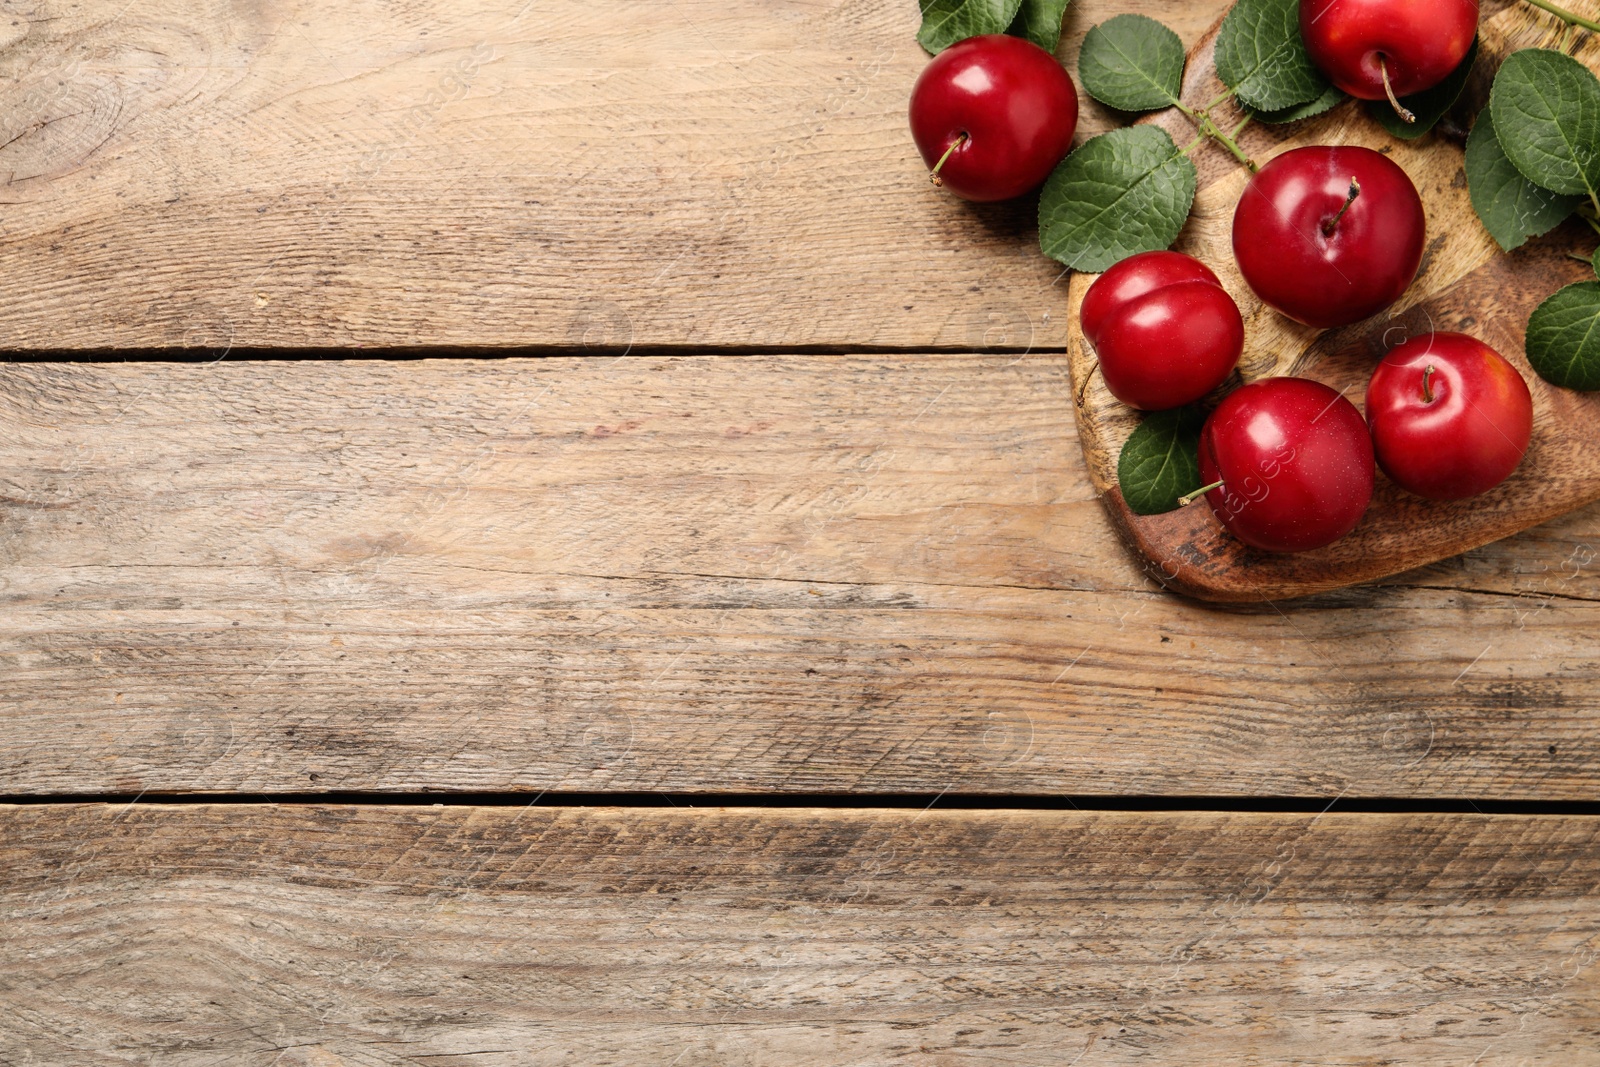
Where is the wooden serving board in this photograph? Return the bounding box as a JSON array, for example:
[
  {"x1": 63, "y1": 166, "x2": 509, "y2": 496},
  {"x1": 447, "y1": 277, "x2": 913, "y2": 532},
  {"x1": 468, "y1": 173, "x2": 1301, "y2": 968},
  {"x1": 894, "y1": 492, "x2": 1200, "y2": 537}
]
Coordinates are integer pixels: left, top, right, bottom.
[{"x1": 1067, "y1": 4, "x2": 1600, "y2": 602}]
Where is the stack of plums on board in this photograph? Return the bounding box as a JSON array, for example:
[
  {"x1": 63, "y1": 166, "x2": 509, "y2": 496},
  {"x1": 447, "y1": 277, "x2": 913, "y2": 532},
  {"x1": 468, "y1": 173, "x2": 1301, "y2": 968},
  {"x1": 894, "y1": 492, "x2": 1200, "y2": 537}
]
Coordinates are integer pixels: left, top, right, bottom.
[
  {"x1": 1079, "y1": 0, "x2": 1529, "y2": 554},
  {"x1": 908, "y1": 0, "x2": 1532, "y2": 556}
]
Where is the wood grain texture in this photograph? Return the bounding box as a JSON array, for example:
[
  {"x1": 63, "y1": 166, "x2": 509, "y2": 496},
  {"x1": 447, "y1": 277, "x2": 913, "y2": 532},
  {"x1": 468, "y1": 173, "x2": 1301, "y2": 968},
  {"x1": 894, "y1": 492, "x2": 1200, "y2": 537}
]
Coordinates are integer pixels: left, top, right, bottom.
[
  {"x1": 0, "y1": 0, "x2": 1225, "y2": 352},
  {"x1": 4, "y1": 358, "x2": 1599, "y2": 799},
  {"x1": 4, "y1": 804, "x2": 1599, "y2": 1065},
  {"x1": 1067, "y1": 5, "x2": 1600, "y2": 601}
]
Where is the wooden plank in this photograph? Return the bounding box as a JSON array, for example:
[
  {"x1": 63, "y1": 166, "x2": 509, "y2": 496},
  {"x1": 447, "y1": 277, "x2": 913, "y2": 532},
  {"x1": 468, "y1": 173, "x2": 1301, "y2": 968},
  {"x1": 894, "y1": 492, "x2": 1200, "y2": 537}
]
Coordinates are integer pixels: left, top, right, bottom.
[
  {"x1": 3, "y1": 804, "x2": 1598, "y2": 1064},
  {"x1": 3, "y1": 358, "x2": 1599, "y2": 798},
  {"x1": 1067, "y1": 6, "x2": 1600, "y2": 602},
  {"x1": 0, "y1": 0, "x2": 1225, "y2": 352}
]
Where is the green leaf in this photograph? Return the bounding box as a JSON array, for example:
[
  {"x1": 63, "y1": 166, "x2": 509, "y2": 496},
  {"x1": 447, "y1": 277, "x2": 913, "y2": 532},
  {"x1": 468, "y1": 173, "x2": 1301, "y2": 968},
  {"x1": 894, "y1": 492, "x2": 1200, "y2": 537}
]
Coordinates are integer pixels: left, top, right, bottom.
[
  {"x1": 1526, "y1": 281, "x2": 1600, "y2": 390},
  {"x1": 1006, "y1": 0, "x2": 1071, "y2": 53},
  {"x1": 1369, "y1": 36, "x2": 1477, "y2": 139},
  {"x1": 1038, "y1": 126, "x2": 1197, "y2": 272},
  {"x1": 1466, "y1": 106, "x2": 1581, "y2": 251},
  {"x1": 1118, "y1": 406, "x2": 1206, "y2": 515},
  {"x1": 1593, "y1": 247, "x2": 1600, "y2": 279},
  {"x1": 917, "y1": 0, "x2": 1025, "y2": 55},
  {"x1": 1077, "y1": 14, "x2": 1185, "y2": 112},
  {"x1": 1488, "y1": 47, "x2": 1600, "y2": 199},
  {"x1": 1214, "y1": 0, "x2": 1330, "y2": 111},
  {"x1": 1245, "y1": 83, "x2": 1346, "y2": 124}
]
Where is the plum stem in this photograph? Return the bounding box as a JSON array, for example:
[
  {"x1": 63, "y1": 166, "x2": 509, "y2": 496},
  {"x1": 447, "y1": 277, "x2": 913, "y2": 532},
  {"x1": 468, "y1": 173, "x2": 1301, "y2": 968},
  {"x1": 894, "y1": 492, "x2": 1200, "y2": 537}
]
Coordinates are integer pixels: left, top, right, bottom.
[
  {"x1": 1201, "y1": 112, "x2": 1257, "y2": 171},
  {"x1": 1322, "y1": 177, "x2": 1362, "y2": 236},
  {"x1": 928, "y1": 132, "x2": 968, "y2": 187},
  {"x1": 1379, "y1": 56, "x2": 1417, "y2": 124},
  {"x1": 1523, "y1": 0, "x2": 1600, "y2": 32},
  {"x1": 1176, "y1": 102, "x2": 1257, "y2": 171},
  {"x1": 1178, "y1": 479, "x2": 1224, "y2": 506},
  {"x1": 1422, "y1": 364, "x2": 1436, "y2": 403}
]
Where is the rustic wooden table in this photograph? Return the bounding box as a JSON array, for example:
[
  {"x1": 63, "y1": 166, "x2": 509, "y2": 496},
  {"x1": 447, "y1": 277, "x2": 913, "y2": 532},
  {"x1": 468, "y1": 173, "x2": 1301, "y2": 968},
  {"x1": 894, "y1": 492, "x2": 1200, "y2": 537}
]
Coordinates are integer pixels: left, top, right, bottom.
[{"x1": 3, "y1": 0, "x2": 1598, "y2": 1063}]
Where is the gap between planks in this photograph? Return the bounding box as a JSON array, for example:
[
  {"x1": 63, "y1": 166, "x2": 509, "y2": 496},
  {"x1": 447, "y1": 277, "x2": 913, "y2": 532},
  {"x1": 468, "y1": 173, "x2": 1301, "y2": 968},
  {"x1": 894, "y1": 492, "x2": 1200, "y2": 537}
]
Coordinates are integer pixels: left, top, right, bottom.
[
  {"x1": 1, "y1": 345, "x2": 1048, "y2": 361},
  {"x1": 4, "y1": 793, "x2": 1600, "y2": 816}
]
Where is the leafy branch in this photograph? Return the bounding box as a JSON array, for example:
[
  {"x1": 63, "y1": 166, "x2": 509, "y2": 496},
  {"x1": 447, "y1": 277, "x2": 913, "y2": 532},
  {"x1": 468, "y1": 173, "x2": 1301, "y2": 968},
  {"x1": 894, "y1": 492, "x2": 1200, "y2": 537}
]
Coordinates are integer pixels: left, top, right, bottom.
[
  {"x1": 1522, "y1": 0, "x2": 1600, "y2": 34},
  {"x1": 1039, "y1": 0, "x2": 1337, "y2": 276},
  {"x1": 1074, "y1": 11, "x2": 1270, "y2": 171},
  {"x1": 1466, "y1": 46, "x2": 1600, "y2": 391}
]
